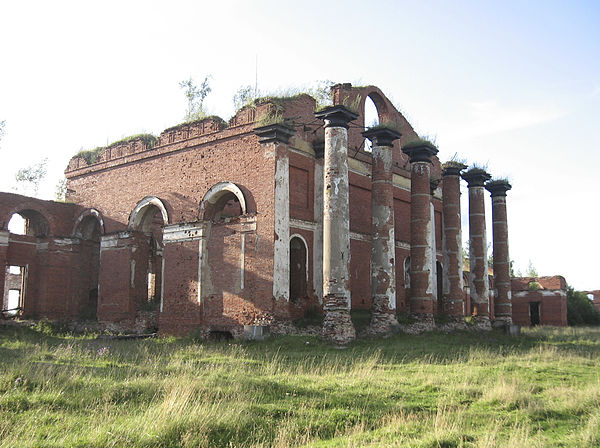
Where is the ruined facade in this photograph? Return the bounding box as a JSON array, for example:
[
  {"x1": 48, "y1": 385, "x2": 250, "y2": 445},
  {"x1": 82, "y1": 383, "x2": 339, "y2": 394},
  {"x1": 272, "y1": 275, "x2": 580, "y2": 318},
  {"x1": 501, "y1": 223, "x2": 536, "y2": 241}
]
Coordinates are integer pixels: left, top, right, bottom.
[
  {"x1": 0, "y1": 83, "x2": 567, "y2": 341},
  {"x1": 511, "y1": 276, "x2": 568, "y2": 327}
]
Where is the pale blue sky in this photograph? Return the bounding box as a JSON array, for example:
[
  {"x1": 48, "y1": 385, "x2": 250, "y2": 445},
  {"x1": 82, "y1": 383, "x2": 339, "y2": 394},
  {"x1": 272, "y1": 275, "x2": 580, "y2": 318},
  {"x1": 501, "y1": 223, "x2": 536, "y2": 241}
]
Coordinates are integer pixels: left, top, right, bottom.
[{"x1": 0, "y1": 0, "x2": 598, "y2": 289}]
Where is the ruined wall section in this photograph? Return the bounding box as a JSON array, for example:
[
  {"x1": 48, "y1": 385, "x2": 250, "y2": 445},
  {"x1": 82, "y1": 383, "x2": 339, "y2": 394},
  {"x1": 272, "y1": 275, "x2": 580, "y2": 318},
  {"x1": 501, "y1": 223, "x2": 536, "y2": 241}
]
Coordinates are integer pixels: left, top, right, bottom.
[
  {"x1": 511, "y1": 276, "x2": 567, "y2": 326},
  {"x1": 66, "y1": 114, "x2": 279, "y2": 334}
]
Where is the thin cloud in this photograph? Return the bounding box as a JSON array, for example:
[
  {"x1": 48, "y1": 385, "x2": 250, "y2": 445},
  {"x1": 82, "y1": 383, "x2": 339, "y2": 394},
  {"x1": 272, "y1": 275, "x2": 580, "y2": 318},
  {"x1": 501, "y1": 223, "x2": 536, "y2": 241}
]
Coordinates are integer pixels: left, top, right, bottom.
[{"x1": 439, "y1": 100, "x2": 564, "y2": 144}]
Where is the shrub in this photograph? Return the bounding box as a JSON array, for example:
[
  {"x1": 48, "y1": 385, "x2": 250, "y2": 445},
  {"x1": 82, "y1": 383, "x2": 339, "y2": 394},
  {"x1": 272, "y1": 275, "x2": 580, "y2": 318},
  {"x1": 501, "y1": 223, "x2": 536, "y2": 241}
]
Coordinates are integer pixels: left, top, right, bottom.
[{"x1": 567, "y1": 286, "x2": 600, "y2": 326}]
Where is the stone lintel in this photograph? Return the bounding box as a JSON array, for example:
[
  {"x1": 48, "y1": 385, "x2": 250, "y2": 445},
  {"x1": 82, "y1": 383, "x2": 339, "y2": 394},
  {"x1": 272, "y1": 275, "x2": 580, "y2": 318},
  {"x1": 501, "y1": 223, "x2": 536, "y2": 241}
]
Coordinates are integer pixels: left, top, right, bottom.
[
  {"x1": 254, "y1": 123, "x2": 295, "y2": 144},
  {"x1": 314, "y1": 105, "x2": 358, "y2": 129},
  {"x1": 462, "y1": 168, "x2": 491, "y2": 187},
  {"x1": 362, "y1": 127, "x2": 402, "y2": 147},
  {"x1": 163, "y1": 222, "x2": 206, "y2": 243},
  {"x1": 485, "y1": 180, "x2": 512, "y2": 197}
]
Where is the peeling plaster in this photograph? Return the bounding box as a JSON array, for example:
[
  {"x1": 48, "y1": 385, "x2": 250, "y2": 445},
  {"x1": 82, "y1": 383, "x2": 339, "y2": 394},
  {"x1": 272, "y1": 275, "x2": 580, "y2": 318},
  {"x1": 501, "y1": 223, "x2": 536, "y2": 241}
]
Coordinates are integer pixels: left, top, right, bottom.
[{"x1": 273, "y1": 150, "x2": 290, "y2": 301}]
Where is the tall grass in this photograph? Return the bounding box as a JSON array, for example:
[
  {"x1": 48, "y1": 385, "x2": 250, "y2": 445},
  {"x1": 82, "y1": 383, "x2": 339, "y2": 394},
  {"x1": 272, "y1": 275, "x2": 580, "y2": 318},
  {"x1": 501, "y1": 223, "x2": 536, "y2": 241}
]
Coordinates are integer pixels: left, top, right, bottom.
[{"x1": 1, "y1": 325, "x2": 599, "y2": 447}]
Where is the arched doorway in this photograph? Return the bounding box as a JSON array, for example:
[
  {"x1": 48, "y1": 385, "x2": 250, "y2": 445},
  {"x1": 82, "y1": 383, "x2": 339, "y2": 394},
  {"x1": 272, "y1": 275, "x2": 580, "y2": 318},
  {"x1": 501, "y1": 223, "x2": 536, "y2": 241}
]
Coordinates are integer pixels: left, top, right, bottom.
[
  {"x1": 199, "y1": 182, "x2": 249, "y2": 325},
  {"x1": 4, "y1": 210, "x2": 50, "y2": 316},
  {"x1": 129, "y1": 197, "x2": 168, "y2": 308},
  {"x1": 289, "y1": 235, "x2": 308, "y2": 302},
  {"x1": 73, "y1": 210, "x2": 103, "y2": 319}
]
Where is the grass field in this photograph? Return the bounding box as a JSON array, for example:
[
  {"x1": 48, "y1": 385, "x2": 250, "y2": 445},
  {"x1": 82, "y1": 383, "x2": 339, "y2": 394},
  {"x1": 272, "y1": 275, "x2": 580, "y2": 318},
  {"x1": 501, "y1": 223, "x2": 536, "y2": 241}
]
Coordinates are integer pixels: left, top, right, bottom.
[{"x1": 1, "y1": 323, "x2": 599, "y2": 447}]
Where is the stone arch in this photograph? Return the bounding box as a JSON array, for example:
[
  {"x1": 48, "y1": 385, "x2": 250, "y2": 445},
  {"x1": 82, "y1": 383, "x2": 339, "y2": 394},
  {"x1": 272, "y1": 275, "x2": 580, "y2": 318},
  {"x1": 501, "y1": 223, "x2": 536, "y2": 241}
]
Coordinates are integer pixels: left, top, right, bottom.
[
  {"x1": 73, "y1": 209, "x2": 105, "y2": 240},
  {"x1": 8, "y1": 209, "x2": 50, "y2": 237},
  {"x1": 199, "y1": 182, "x2": 247, "y2": 222},
  {"x1": 290, "y1": 234, "x2": 309, "y2": 301},
  {"x1": 362, "y1": 91, "x2": 390, "y2": 152},
  {"x1": 128, "y1": 196, "x2": 169, "y2": 232}
]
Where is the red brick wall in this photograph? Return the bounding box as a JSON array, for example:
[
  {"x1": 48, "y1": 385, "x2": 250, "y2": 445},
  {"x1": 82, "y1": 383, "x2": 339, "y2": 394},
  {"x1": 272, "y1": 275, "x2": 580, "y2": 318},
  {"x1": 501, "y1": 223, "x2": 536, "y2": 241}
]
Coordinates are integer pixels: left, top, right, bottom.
[{"x1": 511, "y1": 277, "x2": 567, "y2": 326}]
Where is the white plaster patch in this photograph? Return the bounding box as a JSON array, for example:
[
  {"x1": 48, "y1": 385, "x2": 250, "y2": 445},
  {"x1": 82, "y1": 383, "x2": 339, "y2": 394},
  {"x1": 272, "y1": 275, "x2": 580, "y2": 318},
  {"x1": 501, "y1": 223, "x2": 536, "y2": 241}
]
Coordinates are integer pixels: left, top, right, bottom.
[{"x1": 163, "y1": 222, "x2": 205, "y2": 243}]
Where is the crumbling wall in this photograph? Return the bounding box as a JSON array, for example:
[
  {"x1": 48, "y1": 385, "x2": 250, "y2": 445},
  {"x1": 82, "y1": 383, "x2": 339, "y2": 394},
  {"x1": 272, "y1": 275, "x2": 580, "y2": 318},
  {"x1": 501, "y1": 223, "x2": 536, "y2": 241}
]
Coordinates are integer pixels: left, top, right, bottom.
[{"x1": 511, "y1": 276, "x2": 567, "y2": 326}]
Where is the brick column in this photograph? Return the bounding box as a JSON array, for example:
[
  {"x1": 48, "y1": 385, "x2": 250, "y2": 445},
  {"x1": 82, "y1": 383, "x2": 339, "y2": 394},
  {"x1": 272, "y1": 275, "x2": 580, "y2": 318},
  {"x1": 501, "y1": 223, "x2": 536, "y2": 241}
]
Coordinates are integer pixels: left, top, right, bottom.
[
  {"x1": 315, "y1": 106, "x2": 358, "y2": 344},
  {"x1": 363, "y1": 127, "x2": 402, "y2": 334},
  {"x1": 462, "y1": 168, "x2": 492, "y2": 327},
  {"x1": 486, "y1": 180, "x2": 512, "y2": 326},
  {"x1": 441, "y1": 162, "x2": 467, "y2": 320},
  {"x1": 254, "y1": 124, "x2": 295, "y2": 313},
  {"x1": 429, "y1": 179, "x2": 440, "y2": 313},
  {"x1": 0, "y1": 231, "x2": 8, "y2": 309},
  {"x1": 313, "y1": 140, "x2": 325, "y2": 303},
  {"x1": 402, "y1": 142, "x2": 439, "y2": 324}
]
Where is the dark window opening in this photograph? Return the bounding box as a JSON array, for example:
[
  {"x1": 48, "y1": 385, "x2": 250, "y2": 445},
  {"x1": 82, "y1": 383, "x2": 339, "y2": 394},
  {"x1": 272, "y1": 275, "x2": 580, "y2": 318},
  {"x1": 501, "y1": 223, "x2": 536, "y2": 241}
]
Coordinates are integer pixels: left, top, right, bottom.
[
  {"x1": 290, "y1": 237, "x2": 307, "y2": 302},
  {"x1": 529, "y1": 302, "x2": 540, "y2": 326}
]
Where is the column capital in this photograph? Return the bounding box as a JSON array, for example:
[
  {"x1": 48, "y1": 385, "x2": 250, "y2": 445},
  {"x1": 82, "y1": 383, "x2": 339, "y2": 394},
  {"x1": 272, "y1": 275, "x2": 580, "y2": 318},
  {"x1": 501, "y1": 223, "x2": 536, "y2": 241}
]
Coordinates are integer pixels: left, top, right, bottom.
[
  {"x1": 254, "y1": 123, "x2": 295, "y2": 144},
  {"x1": 485, "y1": 179, "x2": 512, "y2": 197},
  {"x1": 401, "y1": 140, "x2": 438, "y2": 163},
  {"x1": 362, "y1": 127, "x2": 402, "y2": 147},
  {"x1": 314, "y1": 105, "x2": 358, "y2": 129},
  {"x1": 442, "y1": 161, "x2": 467, "y2": 177},
  {"x1": 462, "y1": 167, "x2": 491, "y2": 187}
]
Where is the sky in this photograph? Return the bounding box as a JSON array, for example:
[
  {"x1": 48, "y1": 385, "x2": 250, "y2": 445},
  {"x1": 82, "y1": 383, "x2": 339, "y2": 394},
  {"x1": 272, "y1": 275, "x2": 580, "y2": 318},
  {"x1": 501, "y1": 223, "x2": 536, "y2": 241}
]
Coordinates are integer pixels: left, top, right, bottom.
[{"x1": 0, "y1": 0, "x2": 598, "y2": 290}]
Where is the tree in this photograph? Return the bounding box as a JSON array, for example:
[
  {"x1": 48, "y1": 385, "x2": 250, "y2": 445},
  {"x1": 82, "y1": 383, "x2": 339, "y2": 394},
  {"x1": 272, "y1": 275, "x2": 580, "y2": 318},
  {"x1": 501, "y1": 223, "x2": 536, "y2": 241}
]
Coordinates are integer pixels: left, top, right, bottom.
[
  {"x1": 179, "y1": 76, "x2": 211, "y2": 121},
  {"x1": 233, "y1": 85, "x2": 256, "y2": 111},
  {"x1": 308, "y1": 80, "x2": 334, "y2": 108},
  {"x1": 526, "y1": 260, "x2": 538, "y2": 277},
  {"x1": 55, "y1": 177, "x2": 67, "y2": 202},
  {"x1": 567, "y1": 286, "x2": 600, "y2": 326},
  {"x1": 14, "y1": 158, "x2": 47, "y2": 197}
]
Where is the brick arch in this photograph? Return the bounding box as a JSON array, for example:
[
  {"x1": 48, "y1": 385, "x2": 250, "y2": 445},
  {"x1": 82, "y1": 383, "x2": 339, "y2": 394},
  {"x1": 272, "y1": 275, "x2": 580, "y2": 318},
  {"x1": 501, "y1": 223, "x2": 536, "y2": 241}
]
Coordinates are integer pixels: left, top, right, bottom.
[
  {"x1": 72, "y1": 208, "x2": 105, "y2": 239},
  {"x1": 7, "y1": 208, "x2": 50, "y2": 237},
  {"x1": 199, "y1": 182, "x2": 248, "y2": 221},
  {"x1": 363, "y1": 90, "x2": 391, "y2": 124},
  {"x1": 128, "y1": 196, "x2": 169, "y2": 232}
]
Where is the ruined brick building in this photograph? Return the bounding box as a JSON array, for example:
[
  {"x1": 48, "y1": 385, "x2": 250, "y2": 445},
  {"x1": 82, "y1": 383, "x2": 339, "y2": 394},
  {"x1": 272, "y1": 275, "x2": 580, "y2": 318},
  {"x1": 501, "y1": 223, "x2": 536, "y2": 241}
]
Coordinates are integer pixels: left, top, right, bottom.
[{"x1": 0, "y1": 83, "x2": 565, "y2": 342}]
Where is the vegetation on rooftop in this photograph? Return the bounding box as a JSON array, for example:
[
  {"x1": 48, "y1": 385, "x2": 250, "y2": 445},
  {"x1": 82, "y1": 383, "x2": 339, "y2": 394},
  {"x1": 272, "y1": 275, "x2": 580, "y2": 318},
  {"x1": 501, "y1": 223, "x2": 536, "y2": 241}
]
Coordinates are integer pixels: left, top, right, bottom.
[
  {"x1": 486, "y1": 177, "x2": 512, "y2": 186},
  {"x1": 163, "y1": 116, "x2": 228, "y2": 134},
  {"x1": 74, "y1": 134, "x2": 157, "y2": 165},
  {"x1": 402, "y1": 136, "x2": 438, "y2": 151},
  {"x1": 465, "y1": 163, "x2": 489, "y2": 172},
  {"x1": 365, "y1": 120, "x2": 402, "y2": 134}
]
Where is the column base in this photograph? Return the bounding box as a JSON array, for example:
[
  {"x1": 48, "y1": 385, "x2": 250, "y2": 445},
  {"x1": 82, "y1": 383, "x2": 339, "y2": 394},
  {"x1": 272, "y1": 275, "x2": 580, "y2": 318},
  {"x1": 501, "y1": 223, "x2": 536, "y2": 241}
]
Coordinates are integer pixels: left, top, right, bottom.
[
  {"x1": 399, "y1": 313, "x2": 435, "y2": 334},
  {"x1": 321, "y1": 294, "x2": 355, "y2": 345},
  {"x1": 492, "y1": 316, "x2": 513, "y2": 327},
  {"x1": 436, "y1": 316, "x2": 468, "y2": 331},
  {"x1": 366, "y1": 312, "x2": 401, "y2": 336},
  {"x1": 471, "y1": 315, "x2": 492, "y2": 330}
]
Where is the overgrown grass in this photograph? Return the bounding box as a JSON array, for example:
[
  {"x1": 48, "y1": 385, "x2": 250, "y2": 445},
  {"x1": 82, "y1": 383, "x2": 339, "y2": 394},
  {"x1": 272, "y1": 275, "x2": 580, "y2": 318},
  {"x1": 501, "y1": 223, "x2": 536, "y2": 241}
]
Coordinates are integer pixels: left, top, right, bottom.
[{"x1": 1, "y1": 325, "x2": 599, "y2": 447}]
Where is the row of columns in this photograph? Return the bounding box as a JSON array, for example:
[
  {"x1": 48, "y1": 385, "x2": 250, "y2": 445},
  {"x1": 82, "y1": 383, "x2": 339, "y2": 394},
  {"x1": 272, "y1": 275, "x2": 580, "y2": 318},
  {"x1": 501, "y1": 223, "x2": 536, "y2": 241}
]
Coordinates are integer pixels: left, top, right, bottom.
[{"x1": 310, "y1": 106, "x2": 513, "y2": 343}]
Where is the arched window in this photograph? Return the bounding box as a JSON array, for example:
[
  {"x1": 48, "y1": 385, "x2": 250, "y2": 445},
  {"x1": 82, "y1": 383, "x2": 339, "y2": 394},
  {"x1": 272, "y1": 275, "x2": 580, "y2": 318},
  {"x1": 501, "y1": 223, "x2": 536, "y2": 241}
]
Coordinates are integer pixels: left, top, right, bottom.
[
  {"x1": 363, "y1": 96, "x2": 379, "y2": 153},
  {"x1": 290, "y1": 235, "x2": 308, "y2": 301},
  {"x1": 199, "y1": 182, "x2": 247, "y2": 222},
  {"x1": 8, "y1": 210, "x2": 49, "y2": 237}
]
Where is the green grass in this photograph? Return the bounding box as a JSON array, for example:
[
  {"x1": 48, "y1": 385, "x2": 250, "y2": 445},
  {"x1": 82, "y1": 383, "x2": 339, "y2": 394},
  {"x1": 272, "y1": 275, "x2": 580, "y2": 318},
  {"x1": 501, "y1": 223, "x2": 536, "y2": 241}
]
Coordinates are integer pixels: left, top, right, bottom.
[{"x1": 1, "y1": 325, "x2": 599, "y2": 447}]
